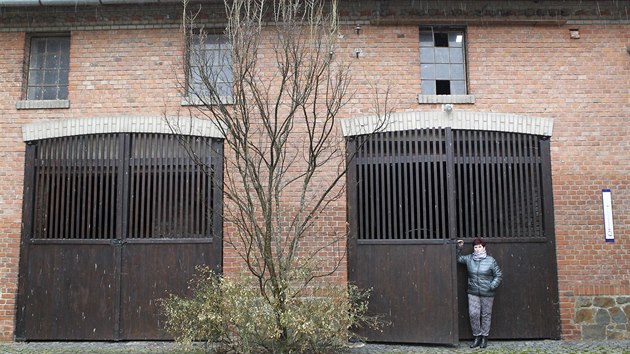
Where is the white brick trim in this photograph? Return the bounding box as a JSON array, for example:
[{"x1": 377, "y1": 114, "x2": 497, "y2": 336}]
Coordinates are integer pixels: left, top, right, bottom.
[
  {"x1": 22, "y1": 116, "x2": 225, "y2": 141},
  {"x1": 340, "y1": 111, "x2": 554, "y2": 137}
]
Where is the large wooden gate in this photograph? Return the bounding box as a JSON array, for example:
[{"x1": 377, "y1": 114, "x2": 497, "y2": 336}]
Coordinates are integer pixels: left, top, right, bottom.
[
  {"x1": 16, "y1": 133, "x2": 223, "y2": 340},
  {"x1": 347, "y1": 128, "x2": 560, "y2": 344}
]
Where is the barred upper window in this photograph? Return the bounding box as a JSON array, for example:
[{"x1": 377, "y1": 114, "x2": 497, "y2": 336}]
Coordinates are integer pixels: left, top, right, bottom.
[
  {"x1": 420, "y1": 27, "x2": 466, "y2": 95},
  {"x1": 351, "y1": 129, "x2": 548, "y2": 241},
  {"x1": 26, "y1": 36, "x2": 70, "y2": 100},
  {"x1": 188, "y1": 32, "x2": 233, "y2": 103},
  {"x1": 29, "y1": 133, "x2": 222, "y2": 240}
]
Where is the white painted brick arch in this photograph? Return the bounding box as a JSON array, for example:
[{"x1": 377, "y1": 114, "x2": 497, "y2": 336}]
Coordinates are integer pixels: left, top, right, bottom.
[
  {"x1": 21, "y1": 116, "x2": 225, "y2": 141},
  {"x1": 341, "y1": 111, "x2": 554, "y2": 137}
]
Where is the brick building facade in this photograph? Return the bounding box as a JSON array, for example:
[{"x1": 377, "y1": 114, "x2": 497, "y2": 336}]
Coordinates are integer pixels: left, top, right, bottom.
[{"x1": 0, "y1": 0, "x2": 628, "y2": 342}]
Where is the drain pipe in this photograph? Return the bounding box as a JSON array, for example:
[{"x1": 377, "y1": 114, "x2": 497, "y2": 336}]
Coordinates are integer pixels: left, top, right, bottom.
[{"x1": 0, "y1": 0, "x2": 182, "y2": 6}]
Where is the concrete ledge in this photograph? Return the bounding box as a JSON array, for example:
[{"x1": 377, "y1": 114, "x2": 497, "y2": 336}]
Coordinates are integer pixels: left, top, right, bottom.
[
  {"x1": 16, "y1": 100, "x2": 70, "y2": 110},
  {"x1": 418, "y1": 95, "x2": 475, "y2": 104},
  {"x1": 181, "y1": 95, "x2": 235, "y2": 106}
]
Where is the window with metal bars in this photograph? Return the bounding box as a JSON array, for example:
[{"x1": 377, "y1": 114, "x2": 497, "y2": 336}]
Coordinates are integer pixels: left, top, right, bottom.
[
  {"x1": 28, "y1": 133, "x2": 222, "y2": 240},
  {"x1": 351, "y1": 129, "x2": 550, "y2": 241},
  {"x1": 186, "y1": 31, "x2": 233, "y2": 104},
  {"x1": 26, "y1": 35, "x2": 70, "y2": 101}
]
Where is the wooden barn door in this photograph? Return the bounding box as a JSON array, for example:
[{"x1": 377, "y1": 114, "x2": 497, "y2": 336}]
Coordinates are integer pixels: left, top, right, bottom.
[
  {"x1": 347, "y1": 128, "x2": 459, "y2": 345},
  {"x1": 451, "y1": 130, "x2": 560, "y2": 340},
  {"x1": 16, "y1": 133, "x2": 223, "y2": 341},
  {"x1": 347, "y1": 128, "x2": 560, "y2": 344},
  {"x1": 119, "y1": 133, "x2": 223, "y2": 340}
]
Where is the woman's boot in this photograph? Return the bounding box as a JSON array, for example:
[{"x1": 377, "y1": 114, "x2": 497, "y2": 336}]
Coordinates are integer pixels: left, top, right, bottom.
[
  {"x1": 480, "y1": 336, "x2": 488, "y2": 348},
  {"x1": 470, "y1": 336, "x2": 482, "y2": 348}
]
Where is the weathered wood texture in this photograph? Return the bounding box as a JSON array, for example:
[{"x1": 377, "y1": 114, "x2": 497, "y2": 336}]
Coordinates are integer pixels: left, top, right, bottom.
[
  {"x1": 347, "y1": 129, "x2": 559, "y2": 343},
  {"x1": 17, "y1": 133, "x2": 223, "y2": 340},
  {"x1": 353, "y1": 243, "x2": 458, "y2": 344}
]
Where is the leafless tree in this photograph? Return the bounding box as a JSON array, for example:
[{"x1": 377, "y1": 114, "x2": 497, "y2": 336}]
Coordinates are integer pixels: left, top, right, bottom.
[{"x1": 171, "y1": 0, "x2": 388, "y2": 348}]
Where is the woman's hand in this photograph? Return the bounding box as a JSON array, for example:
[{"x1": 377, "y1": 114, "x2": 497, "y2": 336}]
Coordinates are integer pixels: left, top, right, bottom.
[{"x1": 457, "y1": 239, "x2": 464, "y2": 247}]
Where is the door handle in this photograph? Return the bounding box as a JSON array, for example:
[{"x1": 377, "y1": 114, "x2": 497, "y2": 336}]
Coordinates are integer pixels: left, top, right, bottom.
[{"x1": 111, "y1": 239, "x2": 126, "y2": 246}]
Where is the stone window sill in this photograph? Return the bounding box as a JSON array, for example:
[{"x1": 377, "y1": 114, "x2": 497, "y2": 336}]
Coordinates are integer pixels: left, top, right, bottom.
[
  {"x1": 181, "y1": 96, "x2": 234, "y2": 106},
  {"x1": 16, "y1": 100, "x2": 70, "y2": 110},
  {"x1": 418, "y1": 95, "x2": 475, "y2": 104}
]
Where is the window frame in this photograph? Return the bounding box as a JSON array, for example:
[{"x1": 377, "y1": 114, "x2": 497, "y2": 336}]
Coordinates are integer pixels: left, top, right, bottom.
[
  {"x1": 182, "y1": 29, "x2": 234, "y2": 106},
  {"x1": 17, "y1": 33, "x2": 71, "y2": 110},
  {"x1": 418, "y1": 26, "x2": 475, "y2": 105}
]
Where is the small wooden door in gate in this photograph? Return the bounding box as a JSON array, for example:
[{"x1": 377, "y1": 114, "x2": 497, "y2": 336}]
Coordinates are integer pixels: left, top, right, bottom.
[{"x1": 351, "y1": 242, "x2": 459, "y2": 344}]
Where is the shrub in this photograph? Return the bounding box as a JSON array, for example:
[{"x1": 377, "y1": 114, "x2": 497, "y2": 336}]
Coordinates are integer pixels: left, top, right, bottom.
[{"x1": 160, "y1": 267, "x2": 378, "y2": 353}]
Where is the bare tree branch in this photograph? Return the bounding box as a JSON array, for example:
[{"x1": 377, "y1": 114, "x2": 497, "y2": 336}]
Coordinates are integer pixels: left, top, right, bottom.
[{"x1": 168, "y1": 0, "x2": 391, "y2": 348}]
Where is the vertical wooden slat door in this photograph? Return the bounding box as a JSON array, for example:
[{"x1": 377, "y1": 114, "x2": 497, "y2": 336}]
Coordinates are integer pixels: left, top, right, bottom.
[
  {"x1": 120, "y1": 134, "x2": 222, "y2": 339},
  {"x1": 17, "y1": 135, "x2": 120, "y2": 340},
  {"x1": 452, "y1": 131, "x2": 560, "y2": 340},
  {"x1": 347, "y1": 128, "x2": 560, "y2": 343},
  {"x1": 347, "y1": 128, "x2": 459, "y2": 345},
  {"x1": 17, "y1": 133, "x2": 223, "y2": 341}
]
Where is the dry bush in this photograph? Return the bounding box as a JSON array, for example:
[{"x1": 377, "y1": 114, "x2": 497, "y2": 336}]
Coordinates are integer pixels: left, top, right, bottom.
[{"x1": 161, "y1": 266, "x2": 379, "y2": 353}]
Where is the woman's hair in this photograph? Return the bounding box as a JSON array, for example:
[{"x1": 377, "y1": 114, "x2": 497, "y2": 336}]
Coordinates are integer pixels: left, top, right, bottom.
[{"x1": 473, "y1": 238, "x2": 486, "y2": 247}]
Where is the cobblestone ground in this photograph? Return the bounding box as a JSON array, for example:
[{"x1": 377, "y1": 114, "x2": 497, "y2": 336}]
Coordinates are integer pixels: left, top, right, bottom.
[{"x1": 0, "y1": 340, "x2": 628, "y2": 354}]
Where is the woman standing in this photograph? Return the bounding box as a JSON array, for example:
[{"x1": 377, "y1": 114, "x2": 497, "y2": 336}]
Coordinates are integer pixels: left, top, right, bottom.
[{"x1": 456, "y1": 238, "x2": 502, "y2": 349}]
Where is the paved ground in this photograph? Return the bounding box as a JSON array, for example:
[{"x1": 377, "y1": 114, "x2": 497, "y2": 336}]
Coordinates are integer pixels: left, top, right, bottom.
[{"x1": 0, "y1": 340, "x2": 628, "y2": 354}]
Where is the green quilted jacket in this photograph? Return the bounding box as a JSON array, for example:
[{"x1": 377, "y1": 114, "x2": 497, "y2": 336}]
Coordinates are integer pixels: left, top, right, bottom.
[{"x1": 457, "y1": 246, "x2": 503, "y2": 297}]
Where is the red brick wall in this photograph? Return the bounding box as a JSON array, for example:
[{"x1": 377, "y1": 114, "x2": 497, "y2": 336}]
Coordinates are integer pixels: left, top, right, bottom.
[
  {"x1": 0, "y1": 20, "x2": 628, "y2": 341},
  {"x1": 68, "y1": 29, "x2": 183, "y2": 115},
  {"x1": 0, "y1": 28, "x2": 188, "y2": 341},
  {"x1": 0, "y1": 31, "x2": 26, "y2": 341},
  {"x1": 339, "y1": 23, "x2": 629, "y2": 339},
  {"x1": 464, "y1": 25, "x2": 629, "y2": 339}
]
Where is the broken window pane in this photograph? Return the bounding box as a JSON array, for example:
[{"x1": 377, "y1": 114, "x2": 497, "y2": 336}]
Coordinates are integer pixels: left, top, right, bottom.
[{"x1": 419, "y1": 27, "x2": 467, "y2": 96}]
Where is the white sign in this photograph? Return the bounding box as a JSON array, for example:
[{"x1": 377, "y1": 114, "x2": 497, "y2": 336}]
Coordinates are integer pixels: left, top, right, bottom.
[{"x1": 602, "y1": 189, "x2": 614, "y2": 242}]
